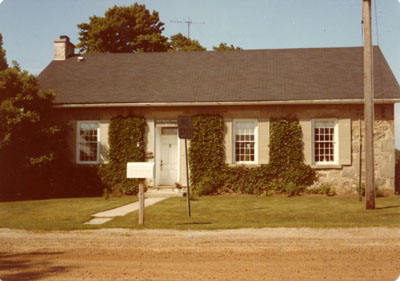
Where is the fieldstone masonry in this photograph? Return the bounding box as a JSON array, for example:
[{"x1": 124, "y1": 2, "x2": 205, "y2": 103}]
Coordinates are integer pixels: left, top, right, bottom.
[
  {"x1": 60, "y1": 103, "x2": 396, "y2": 195},
  {"x1": 315, "y1": 119, "x2": 395, "y2": 193}
]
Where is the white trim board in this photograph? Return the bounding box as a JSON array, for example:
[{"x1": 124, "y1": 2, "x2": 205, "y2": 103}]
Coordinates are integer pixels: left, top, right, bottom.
[{"x1": 54, "y1": 98, "x2": 400, "y2": 108}]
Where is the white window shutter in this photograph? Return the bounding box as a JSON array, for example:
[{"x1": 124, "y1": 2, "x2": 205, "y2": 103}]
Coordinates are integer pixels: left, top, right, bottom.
[{"x1": 338, "y1": 119, "x2": 352, "y2": 165}]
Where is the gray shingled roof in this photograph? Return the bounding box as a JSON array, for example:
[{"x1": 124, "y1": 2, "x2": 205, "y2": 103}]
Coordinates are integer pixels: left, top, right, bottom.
[{"x1": 38, "y1": 46, "x2": 400, "y2": 105}]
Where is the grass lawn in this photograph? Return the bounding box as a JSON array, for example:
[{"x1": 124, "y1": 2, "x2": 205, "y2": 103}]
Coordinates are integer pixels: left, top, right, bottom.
[
  {"x1": 0, "y1": 197, "x2": 137, "y2": 230},
  {"x1": 0, "y1": 195, "x2": 399, "y2": 230},
  {"x1": 105, "y1": 195, "x2": 400, "y2": 230}
]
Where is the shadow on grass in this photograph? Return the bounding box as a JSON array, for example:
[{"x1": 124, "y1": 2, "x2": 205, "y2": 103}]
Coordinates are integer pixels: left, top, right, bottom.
[
  {"x1": 375, "y1": 205, "x2": 400, "y2": 210},
  {"x1": 247, "y1": 207, "x2": 269, "y2": 211},
  {"x1": 176, "y1": 222, "x2": 212, "y2": 225},
  {"x1": 0, "y1": 251, "x2": 73, "y2": 281}
]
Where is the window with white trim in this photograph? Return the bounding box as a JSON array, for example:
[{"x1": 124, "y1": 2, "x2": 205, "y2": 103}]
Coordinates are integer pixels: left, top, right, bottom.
[
  {"x1": 77, "y1": 122, "x2": 100, "y2": 164},
  {"x1": 313, "y1": 119, "x2": 338, "y2": 164},
  {"x1": 234, "y1": 120, "x2": 257, "y2": 163}
]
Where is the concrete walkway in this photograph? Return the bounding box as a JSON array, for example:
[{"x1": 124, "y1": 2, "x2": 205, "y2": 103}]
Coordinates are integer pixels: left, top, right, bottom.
[{"x1": 85, "y1": 197, "x2": 166, "y2": 225}]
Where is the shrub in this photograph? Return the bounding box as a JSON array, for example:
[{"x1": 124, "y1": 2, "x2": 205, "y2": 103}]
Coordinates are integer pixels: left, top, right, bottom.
[
  {"x1": 193, "y1": 176, "x2": 219, "y2": 196},
  {"x1": 306, "y1": 183, "x2": 336, "y2": 196},
  {"x1": 283, "y1": 182, "x2": 302, "y2": 197},
  {"x1": 356, "y1": 183, "x2": 386, "y2": 198},
  {"x1": 221, "y1": 165, "x2": 275, "y2": 194}
]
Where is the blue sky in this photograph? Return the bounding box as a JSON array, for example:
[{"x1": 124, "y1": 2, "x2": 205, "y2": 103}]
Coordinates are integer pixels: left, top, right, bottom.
[{"x1": 0, "y1": 0, "x2": 399, "y2": 145}]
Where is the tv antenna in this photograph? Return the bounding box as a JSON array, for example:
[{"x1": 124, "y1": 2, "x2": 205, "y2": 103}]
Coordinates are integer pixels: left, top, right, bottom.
[{"x1": 170, "y1": 17, "x2": 205, "y2": 38}]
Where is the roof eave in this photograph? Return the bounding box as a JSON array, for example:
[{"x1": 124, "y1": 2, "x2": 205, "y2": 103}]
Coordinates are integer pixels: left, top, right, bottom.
[{"x1": 53, "y1": 98, "x2": 400, "y2": 108}]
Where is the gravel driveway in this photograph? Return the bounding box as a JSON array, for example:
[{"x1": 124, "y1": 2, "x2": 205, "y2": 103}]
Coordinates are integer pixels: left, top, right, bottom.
[{"x1": 1, "y1": 227, "x2": 400, "y2": 280}]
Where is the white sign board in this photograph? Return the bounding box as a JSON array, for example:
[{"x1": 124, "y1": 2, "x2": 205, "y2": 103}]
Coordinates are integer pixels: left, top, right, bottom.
[{"x1": 127, "y1": 162, "x2": 154, "y2": 179}]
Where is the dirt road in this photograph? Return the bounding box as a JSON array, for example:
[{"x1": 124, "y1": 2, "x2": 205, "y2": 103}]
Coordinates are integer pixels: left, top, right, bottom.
[{"x1": 1, "y1": 228, "x2": 400, "y2": 281}]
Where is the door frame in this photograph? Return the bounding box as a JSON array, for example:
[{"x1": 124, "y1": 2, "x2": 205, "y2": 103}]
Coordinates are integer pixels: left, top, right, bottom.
[{"x1": 155, "y1": 122, "x2": 180, "y2": 186}]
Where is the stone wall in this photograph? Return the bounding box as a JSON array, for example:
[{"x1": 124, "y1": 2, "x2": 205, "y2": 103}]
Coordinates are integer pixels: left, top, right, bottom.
[
  {"x1": 315, "y1": 118, "x2": 395, "y2": 194},
  {"x1": 55, "y1": 103, "x2": 395, "y2": 193}
]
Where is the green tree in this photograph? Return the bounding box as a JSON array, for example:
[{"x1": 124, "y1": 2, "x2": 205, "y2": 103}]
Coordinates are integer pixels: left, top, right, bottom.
[
  {"x1": 0, "y1": 33, "x2": 7, "y2": 71},
  {"x1": 213, "y1": 42, "x2": 242, "y2": 51},
  {"x1": 169, "y1": 33, "x2": 206, "y2": 52},
  {"x1": 76, "y1": 3, "x2": 169, "y2": 53},
  {"x1": 0, "y1": 63, "x2": 67, "y2": 200}
]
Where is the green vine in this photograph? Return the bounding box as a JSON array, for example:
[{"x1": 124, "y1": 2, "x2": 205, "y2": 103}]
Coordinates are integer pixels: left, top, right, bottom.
[
  {"x1": 268, "y1": 118, "x2": 316, "y2": 194},
  {"x1": 98, "y1": 115, "x2": 146, "y2": 195},
  {"x1": 189, "y1": 115, "x2": 225, "y2": 195},
  {"x1": 189, "y1": 115, "x2": 316, "y2": 195}
]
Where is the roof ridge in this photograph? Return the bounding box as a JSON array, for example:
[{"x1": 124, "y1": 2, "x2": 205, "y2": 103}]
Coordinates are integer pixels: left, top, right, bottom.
[{"x1": 71, "y1": 46, "x2": 371, "y2": 58}]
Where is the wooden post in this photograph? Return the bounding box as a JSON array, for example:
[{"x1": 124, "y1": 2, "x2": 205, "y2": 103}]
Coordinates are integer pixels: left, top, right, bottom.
[
  {"x1": 185, "y1": 139, "x2": 191, "y2": 217},
  {"x1": 138, "y1": 179, "x2": 145, "y2": 225},
  {"x1": 359, "y1": 119, "x2": 363, "y2": 202},
  {"x1": 363, "y1": 0, "x2": 375, "y2": 210}
]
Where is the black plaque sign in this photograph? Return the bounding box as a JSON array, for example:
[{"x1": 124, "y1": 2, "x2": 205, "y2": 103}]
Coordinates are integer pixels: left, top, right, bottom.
[{"x1": 177, "y1": 116, "x2": 193, "y2": 139}]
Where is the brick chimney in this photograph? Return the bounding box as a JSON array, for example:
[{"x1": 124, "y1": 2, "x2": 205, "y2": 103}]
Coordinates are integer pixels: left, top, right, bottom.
[{"x1": 54, "y1": 35, "x2": 75, "y2": 61}]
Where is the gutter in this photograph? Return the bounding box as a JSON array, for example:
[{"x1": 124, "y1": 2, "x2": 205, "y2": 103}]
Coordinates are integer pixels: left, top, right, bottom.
[{"x1": 53, "y1": 98, "x2": 400, "y2": 108}]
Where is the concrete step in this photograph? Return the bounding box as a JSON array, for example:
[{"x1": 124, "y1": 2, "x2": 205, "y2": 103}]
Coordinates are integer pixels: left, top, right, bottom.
[{"x1": 146, "y1": 187, "x2": 186, "y2": 198}]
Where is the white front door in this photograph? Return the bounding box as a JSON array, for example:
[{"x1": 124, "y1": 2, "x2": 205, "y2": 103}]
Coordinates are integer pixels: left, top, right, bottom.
[{"x1": 159, "y1": 128, "x2": 178, "y2": 185}]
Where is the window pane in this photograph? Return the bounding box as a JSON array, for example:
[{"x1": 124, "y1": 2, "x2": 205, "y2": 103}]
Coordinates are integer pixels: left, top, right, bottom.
[
  {"x1": 162, "y1": 127, "x2": 177, "y2": 135},
  {"x1": 78, "y1": 122, "x2": 99, "y2": 163},
  {"x1": 314, "y1": 120, "x2": 335, "y2": 163},
  {"x1": 80, "y1": 143, "x2": 98, "y2": 162},
  {"x1": 234, "y1": 121, "x2": 256, "y2": 163}
]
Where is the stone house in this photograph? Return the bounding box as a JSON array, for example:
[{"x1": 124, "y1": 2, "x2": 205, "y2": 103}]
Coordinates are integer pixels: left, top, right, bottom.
[{"x1": 38, "y1": 36, "x2": 400, "y2": 193}]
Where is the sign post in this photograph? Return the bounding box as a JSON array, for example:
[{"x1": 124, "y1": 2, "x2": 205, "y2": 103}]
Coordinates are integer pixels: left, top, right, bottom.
[
  {"x1": 138, "y1": 179, "x2": 145, "y2": 225},
  {"x1": 178, "y1": 116, "x2": 193, "y2": 217},
  {"x1": 127, "y1": 162, "x2": 155, "y2": 225}
]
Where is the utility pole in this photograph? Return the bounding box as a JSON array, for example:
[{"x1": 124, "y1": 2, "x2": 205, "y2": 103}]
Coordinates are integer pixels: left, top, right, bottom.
[
  {"x1": 363, "y1": 0, "x2": 375, "y2": 210},
  {"x1": 170, "y1": 17, "x2": 205, "y2": 38}
]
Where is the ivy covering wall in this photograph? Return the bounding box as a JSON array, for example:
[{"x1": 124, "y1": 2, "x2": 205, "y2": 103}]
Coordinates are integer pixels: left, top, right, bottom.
[
  {"x1": 189, "y1": 115, "x2": 316, "y2": 196},
  {"x1": 98, "y1": 114, "x2": 315, "y2": 196},
  {"x1": 189, "y1": 115, "x2": 225, "y2": 194},
  {"x1": 98, "y1": 115, "x2": 146, "y2": 195},
  {"x1": 268, "y1": 118, "x2": 316, "y2": 195}
]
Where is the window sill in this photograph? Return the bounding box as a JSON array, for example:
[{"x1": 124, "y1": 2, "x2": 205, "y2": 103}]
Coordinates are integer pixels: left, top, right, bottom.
[
  {"x1": 228, "y1": 163, "x2": 260, "y2": 168},
  {"x1": 76, "y1": 162, "x2": 100, "y2": 165},
  {"x1": 311, "y1": 164, "x2": 342, "y2": 169}
]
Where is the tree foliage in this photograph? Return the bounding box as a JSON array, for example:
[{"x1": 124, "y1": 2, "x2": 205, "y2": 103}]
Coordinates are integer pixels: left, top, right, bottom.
[
  {"x1": 0, "y1": 63, "x2": 68, "y2": 200},
  {"x1": 169, "y1": 33, "x2": 206, "y2": 52},
  {"x1": 213, "y1": 42, "x2": 242, "y2": 51},
  {"x1": 0, "y1": 33, "x2": 7, "y2": 71},
  {"x1": 76, "y1": 3, "x2": 243, "y2": 54},
  {"x1": 76, "y1": 3, "x2": 169, "y2": 53}
]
